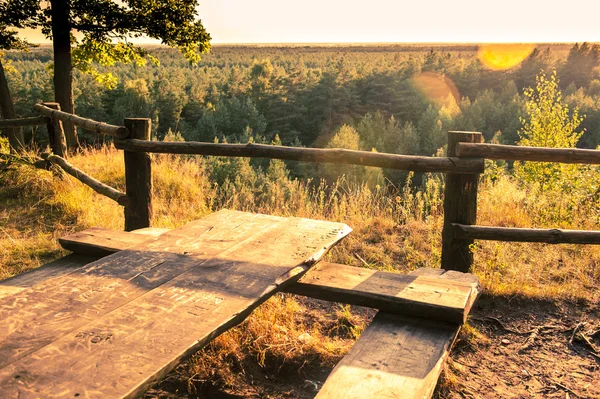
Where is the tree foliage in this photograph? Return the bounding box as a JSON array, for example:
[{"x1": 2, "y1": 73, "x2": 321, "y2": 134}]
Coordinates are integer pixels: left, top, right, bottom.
[{"x1": 515, "y1": 71, "x2": 585, "y2": 191}]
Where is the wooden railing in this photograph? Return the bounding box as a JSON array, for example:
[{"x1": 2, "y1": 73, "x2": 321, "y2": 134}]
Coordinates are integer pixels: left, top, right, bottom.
[{"x1": 3, "y1": 105, "x2": 600, "y2": 272}]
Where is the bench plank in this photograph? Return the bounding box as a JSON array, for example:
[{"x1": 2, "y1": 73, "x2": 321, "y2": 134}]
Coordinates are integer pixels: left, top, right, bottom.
[
  {"x1": 0, "y1": 210, "x2": 351, "y2": 398},
  {"x1": 58, "y1": 227, "x2": 168, "y2": 256},
  {"x1": 315, "y1": 268, "x2": 480, "y2": 399},
  {"x1": 288, "y1": 262, "x2": 479, "y2": 324},
  {"x1": 315, "y1": 313, "x2": 458, "y2": 399}
]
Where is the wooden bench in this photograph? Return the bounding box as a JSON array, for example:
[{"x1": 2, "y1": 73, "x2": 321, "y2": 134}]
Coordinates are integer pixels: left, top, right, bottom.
[{"x1": 0, "y1": 210, "x2": 480, "y2": 398}]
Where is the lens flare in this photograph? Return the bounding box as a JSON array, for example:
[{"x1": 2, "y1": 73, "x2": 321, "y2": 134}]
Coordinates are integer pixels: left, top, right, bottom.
[
  {"x1": 478, "y1": 44, "x2": 535, "y2": 70},
  {"x1": 412, "y1": 72, "x2": 460, "y2": 111}
]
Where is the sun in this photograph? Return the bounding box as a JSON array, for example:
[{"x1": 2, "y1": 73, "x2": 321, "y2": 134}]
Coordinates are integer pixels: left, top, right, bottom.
[{"x1": 478, "y1": 44, "x2": 535, "y2": 70}]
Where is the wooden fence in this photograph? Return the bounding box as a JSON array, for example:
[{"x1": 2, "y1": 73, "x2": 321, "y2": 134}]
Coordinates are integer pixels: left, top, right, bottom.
[{"x1": 3, "y1": 103, "x2": 600, "y2": 272}]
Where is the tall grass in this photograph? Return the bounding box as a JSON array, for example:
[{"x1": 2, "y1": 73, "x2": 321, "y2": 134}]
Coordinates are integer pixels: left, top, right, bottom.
[{"x1": 2, "y1": 146, "x2": 599, "y2": 297}]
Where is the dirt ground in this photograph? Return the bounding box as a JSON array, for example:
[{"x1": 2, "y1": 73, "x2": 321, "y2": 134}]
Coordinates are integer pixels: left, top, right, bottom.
[
  {"x1": 439, "y1": 295, "x2": 600, "y2": 399},
  {"x1": 145, "y1": 295, "x2": 600, "y2": 399}
]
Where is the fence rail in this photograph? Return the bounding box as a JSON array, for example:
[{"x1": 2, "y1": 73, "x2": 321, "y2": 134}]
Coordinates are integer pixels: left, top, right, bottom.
[
  {"x1": 456, "y1": 142, "x2": 600, "y2": 164},
  {"x1": 40, "y1": 153, "x2": 128, "y2": 206},
  {"x1": 26, "y1": 105, "x2": 600, "y2": 272},
  {"x1": 452, "y1": 224, "x2": 600, "y2": 245},
  {"x1": 34, "y1": 104, "x2": 129, "y2": 139},
  {"x1": 113, "y1": 139, "x2": 484, "y2": 174},
  {"x1": 0, "y1": 116, "x2": 49, "y2": 129}
]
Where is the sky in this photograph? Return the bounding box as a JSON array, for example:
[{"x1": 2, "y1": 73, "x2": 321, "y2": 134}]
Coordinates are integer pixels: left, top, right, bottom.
[{"x1": 19, "y1": 0, "x2": 600, "y2": 44}]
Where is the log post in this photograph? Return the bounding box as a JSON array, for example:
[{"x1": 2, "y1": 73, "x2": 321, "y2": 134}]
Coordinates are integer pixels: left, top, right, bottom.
[
  {"x1": 441, "y1": 131, "x2": 483, "y2": 272},
  {"x1": 43, "y1": 102, "x2": 67, "y2": 158},
  {"x1": 123, "y1": 118, "x2": 152, "y2": 231}
]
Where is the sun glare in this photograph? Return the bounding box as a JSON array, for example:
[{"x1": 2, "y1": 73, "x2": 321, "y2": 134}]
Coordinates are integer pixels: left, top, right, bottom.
[
  {"x1": 411, "y1": 72, "x2": 460, "y2": 110},
  {"x1": 478, "y1": 44, "x2": 535, "y2": 70}
]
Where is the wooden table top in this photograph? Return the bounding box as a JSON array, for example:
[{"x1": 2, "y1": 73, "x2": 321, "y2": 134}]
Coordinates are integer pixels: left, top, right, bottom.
[{"x1": 0, "y1": 209, "x2": 351, "y2": 399}]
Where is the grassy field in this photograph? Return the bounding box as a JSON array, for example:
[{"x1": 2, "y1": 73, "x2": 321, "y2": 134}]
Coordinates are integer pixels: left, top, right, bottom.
[{"x1": 1, "y1": 146, "x2": 599, "y2": 398}]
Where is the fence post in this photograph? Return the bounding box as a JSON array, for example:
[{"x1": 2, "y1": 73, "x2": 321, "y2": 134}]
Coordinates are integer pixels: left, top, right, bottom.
[
  {"x1": 43, "y1": 102, "x2": 67, "y2": 158},
  {"x1": 441, "y1": 131, "x2": 483, "y2": 272},
  {"x1": 123, "y1": 118, "x2": 152, "y2": 231}
]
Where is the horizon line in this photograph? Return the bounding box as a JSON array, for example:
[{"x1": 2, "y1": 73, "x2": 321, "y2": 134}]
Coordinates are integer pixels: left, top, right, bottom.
[{"x1": 23, "y1": 41, "x2": 599, "y2": 46}]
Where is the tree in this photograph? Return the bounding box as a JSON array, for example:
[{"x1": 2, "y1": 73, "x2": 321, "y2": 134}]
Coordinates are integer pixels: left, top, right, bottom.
[
  {"x1": 561, "y1": 43, "x2": 600, "y2": 89},
  {"x1": 1, "y1": 0, "x2": 211, "y2": 149},
  {"x1": 515, "y1": 70, "x2": 584, "y2": 191},
  {"x1": 322, "y1": 124, "x2": 382, "y2": 185},
  {"x1": 0, "y1": 16, "x2": 32, "y2": 152},
  {"x1": 0, "y1": 56, "x2": 24, "y2": 152}
]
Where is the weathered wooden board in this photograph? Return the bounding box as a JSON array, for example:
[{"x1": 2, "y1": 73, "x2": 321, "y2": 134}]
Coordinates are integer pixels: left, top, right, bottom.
[
  {"x1": 59, "y1": 226, "x2": 168, "y2": 256},
  {"x1": 0, "y1": 210, "x2": 351, "y2": 398},
  {"x1": 315, "y1": 268, "x2": 480, "y2": 399},
  {"x1": 0, "y1": 227, "x2": 167, "y2": 300},
  {"x1": 287, "y1": 262, "x2": 479, "y2": 324},
  {"x1": 0, "y1": 254, "x2": 100, "y2": 300},
  {"x1": 0, "y1": 210, "x2": 276, "y2": 368}
]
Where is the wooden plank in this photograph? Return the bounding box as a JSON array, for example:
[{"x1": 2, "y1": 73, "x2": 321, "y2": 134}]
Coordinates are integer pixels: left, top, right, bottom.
[
  {"x1": 0, "y1": 210, "x2": 351, "y2": 398},
  {"x1": 315, "y1": 268, "x2": 480, "y2": 399},
  {"x1": 0, "y1": 255, "x2": 100, "y2": 300},
  {"x1": 1, "y1": 228, "x2": 167, "y2": 300},
  {"x1": 0, "y1": 211, "x2": 284, "y2": 369},
  {"x1": 315, "y1": 313, "x2": 459, "y2": 399},
  {"x1": 59, "y1": 227, "x2": 164, "y2": 256},
  {"x1": 285, "y1": 262, "x2": 479, "y2": 324}
]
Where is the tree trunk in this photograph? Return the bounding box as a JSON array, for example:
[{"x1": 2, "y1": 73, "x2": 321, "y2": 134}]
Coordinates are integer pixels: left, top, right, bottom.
[
  {"x1": 0, "y1": 58, "x2": 25, "y2": 152},
  {"x1": 50, "y1": 0, "x2": 79, "y2": 150}
]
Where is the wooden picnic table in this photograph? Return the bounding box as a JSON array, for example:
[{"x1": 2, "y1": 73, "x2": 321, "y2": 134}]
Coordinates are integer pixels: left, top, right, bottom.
[
  {"x1": 0, "y1": 209, "x2": 480, "y2": 399},
  {"x1": 0, "y1": 210, "x2": 351, "y2": 398}
]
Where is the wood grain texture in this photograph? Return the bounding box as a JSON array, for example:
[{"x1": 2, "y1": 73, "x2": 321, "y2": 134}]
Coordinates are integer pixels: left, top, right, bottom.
[
  {"x1": 0, "y1": 255, "x2": 100, "y2": 300},
  {"x1": 59, "y1": 227, "x2": 164, "y2": 256},
  {"x1": 441, "y1": 131, "x2": 483, "y2": 272},
  {"x1": 1, "y1": 228, "x2": 167, "y2": 300},
  {"x1": 315, "y1": 268, "x2": 480, "y2": 399},
  {"x1": 29, "y1": 231, "x2": 480, "y2": 325},
  {"x1": 0, "y1": 210, "x2": 351, "y2": 398},
  {"x1": 123, "y1": 118, "x2": 152, "y2": 231},
  {"x1": 285, "y1": 262, "x2": 479, "y2": 324}
]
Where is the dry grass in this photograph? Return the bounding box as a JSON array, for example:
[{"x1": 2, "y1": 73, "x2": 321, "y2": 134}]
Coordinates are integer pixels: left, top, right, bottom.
[{"x1": 1, "y1": 146, "x2": 599, "y2": 396}]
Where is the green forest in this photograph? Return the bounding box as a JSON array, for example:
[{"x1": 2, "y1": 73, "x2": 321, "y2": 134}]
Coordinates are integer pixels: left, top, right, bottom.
[{"x1": 5, "y1": 43, "x2": 600, "y2": 171}]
